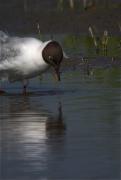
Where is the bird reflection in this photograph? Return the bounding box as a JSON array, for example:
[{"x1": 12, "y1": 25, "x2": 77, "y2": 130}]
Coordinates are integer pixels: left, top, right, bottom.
[
  {"x1": 8, "y1": 96, "x2": 66, "y2": 137},
  {"x1": 1, "y1": 96, "x2": 66, "y2": 175},
  {"x1": 46, "y1": 102, "x2": 66, "y2": 137}
]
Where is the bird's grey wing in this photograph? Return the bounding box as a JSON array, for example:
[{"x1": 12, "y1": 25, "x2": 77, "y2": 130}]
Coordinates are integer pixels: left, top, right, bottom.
[
  {"x1": 0, "y1": 37, "x2": 23, "y2": 81},
  {"x1": 0, "y1": 38, "x2": 21, "y2": 63}
]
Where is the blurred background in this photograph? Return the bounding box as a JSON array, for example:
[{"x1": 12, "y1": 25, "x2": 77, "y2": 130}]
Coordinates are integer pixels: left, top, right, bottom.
[{"x1": 0, "y1": 0, "x2": 121, "y2": 35}]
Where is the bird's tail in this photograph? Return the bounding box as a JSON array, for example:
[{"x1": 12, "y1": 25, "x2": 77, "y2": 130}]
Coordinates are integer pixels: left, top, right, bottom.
[{"x1": 0, "y1": 31, "x2": 9, "y2": 43}]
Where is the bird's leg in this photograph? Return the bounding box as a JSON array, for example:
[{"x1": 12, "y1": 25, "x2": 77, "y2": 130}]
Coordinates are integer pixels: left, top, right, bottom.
[
  {"x1": 0, "y1": 83, "x2": 5, "y2": 94},
  {"x1": 0, "y1": 89, "x2": 5, "y2": 94},
  {"x1": 22, "y1": 79, "x2": 29, "y2": 95}
]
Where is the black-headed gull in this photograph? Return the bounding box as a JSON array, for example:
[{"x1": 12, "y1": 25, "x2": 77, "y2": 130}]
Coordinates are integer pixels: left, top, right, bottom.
[{"x1": 0, "y1": 31, "x2": 63, "y2": 94}]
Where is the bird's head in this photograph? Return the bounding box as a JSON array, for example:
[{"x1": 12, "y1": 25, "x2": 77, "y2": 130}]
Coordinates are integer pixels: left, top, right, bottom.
[{"x1": 42, "y1": 41, "x2": 63, "y2": 81}]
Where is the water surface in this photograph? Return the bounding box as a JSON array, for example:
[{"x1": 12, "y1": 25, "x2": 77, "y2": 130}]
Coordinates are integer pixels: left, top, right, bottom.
[{"x1": 0, "y1": 63, "x2": 120, "y2": 179}]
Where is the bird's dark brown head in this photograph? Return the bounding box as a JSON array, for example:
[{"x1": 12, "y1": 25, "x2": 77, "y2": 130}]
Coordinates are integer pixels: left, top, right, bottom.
[{"x1": 42, "y1": 41, "x2": 63, "y2": 81}]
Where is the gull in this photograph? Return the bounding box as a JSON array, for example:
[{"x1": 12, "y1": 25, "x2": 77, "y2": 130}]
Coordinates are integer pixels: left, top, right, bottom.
[{"x1": 0, "y1": 31, "x2": 63, "y2": 95}]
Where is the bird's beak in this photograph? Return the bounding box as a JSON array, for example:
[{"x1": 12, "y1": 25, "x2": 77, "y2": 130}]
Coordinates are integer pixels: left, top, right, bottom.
[{"x1": 53, "y1": 67, "x2": 61, "y2": 81}]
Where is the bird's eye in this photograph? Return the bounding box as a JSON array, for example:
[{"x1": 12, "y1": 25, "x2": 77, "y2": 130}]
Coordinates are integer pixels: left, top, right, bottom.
[{"x1": 49, "y1": 56, "x2": 53, "y2": 60}]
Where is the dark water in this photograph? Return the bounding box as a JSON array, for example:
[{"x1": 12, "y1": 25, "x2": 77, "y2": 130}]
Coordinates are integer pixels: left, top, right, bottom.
[{"x1": 0, "y1": 63, "x2": 121, "y2": 179}]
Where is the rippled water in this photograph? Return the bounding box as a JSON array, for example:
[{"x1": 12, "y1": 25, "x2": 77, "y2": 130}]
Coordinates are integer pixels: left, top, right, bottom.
[{"x1": 0, "y1": 64, "x2": 121, "y2": 179}]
